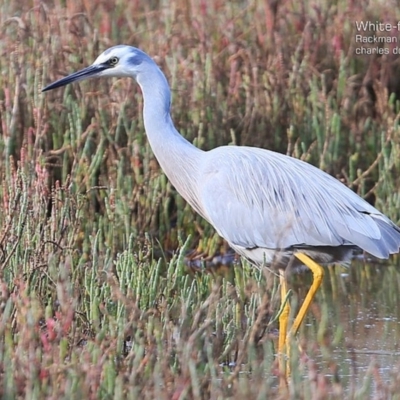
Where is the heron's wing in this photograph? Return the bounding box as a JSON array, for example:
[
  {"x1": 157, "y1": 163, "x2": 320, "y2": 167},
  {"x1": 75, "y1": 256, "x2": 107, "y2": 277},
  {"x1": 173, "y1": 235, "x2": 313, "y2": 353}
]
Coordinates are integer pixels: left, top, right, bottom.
[{"x1": 198, "y1": 146, "x2": 400, "y2": 258}]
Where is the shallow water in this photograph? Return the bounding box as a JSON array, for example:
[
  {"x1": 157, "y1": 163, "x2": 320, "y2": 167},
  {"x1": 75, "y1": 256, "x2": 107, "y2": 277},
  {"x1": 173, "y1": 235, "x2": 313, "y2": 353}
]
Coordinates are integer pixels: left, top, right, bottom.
[
  {"x1": 189, "y1": 253, "x2": 400, "y2": 390},
  {"x1": 294, "y1": 259, "x2": 400, "y2": 387}
]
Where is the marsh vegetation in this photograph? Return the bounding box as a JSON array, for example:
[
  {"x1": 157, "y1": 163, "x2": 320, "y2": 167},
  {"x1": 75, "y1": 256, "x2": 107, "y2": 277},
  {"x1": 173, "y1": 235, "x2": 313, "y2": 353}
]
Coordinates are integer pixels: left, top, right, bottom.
[{"x1": 0, "y1": 0, "x2": 399, "y2": 398}]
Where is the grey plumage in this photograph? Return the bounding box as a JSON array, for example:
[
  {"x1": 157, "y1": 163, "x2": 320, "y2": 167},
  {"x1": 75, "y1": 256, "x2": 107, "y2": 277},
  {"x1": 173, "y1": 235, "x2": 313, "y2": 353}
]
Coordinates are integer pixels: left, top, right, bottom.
[{"x1": 43, "y1": 45, "x2": 400, "y2": 270}]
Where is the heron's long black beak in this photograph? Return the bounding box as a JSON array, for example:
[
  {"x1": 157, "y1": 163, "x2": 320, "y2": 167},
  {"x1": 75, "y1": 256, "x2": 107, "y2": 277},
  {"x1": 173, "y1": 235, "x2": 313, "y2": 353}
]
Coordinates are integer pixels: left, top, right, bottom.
[{"x1": 42, "y1": 63, "x2": 110, "y2": 92}]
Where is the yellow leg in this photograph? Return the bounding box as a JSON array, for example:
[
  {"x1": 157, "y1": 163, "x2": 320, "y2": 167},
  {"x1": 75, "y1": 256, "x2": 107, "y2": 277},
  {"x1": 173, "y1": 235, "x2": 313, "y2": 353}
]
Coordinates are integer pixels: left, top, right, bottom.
[
  {"x1": 290, "y1": 252, "x2": 324, "y2": 336},
  {"x1": 278, "y1": 269, "x2": 290, "y2": 384},
  {"x1": 277, "y1": 252, "x2": 324, "y2": 385},
  {"x1": 278, "y1": 269, "x2": 290, "y2": 354}
]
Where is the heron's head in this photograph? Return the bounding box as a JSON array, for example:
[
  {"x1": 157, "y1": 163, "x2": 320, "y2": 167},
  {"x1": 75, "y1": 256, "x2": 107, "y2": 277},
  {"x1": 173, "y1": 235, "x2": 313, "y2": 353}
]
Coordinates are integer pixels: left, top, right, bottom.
[{"x1": 42, "y1": 45, "x2": 152, "y2": 92}]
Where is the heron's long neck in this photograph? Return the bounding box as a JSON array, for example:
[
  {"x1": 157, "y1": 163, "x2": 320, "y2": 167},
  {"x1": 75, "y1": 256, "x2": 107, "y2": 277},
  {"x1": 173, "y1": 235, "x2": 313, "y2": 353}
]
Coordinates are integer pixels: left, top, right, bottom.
[{"x1": 136, "y1": 67, "x2": 204, "y2": 213}]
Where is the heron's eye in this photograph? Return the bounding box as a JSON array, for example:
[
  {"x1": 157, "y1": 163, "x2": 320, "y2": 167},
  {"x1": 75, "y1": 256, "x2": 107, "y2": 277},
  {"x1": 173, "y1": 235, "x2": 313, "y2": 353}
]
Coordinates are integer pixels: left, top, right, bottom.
[{"x1": 109, "y1": 57, "x2": 119, "y2": 66}]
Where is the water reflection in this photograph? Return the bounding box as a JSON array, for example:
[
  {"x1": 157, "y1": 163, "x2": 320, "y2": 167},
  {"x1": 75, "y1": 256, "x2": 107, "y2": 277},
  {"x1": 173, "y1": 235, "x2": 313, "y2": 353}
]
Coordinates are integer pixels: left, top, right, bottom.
[
  {"x1": 185, "y1": 251, "x2": 400, "y2": 389},
  {"x1": 294, "y1": 259, "x2": 400, "y2": 387}
]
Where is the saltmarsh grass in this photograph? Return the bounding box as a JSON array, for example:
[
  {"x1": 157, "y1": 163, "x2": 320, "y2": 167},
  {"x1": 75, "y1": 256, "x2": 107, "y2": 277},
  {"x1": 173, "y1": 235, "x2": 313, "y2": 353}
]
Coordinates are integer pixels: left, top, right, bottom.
[{"x1": 0, "y1": 0, "x2": 400, "y2": 398}]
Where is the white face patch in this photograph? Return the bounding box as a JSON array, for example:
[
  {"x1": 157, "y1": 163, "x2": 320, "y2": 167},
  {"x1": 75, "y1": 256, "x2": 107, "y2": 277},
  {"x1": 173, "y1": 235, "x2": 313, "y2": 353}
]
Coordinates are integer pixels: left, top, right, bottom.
[{"x1": 93, "y1": 47, "x2": 146, "y2": 71}]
